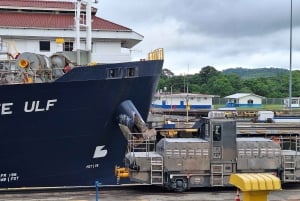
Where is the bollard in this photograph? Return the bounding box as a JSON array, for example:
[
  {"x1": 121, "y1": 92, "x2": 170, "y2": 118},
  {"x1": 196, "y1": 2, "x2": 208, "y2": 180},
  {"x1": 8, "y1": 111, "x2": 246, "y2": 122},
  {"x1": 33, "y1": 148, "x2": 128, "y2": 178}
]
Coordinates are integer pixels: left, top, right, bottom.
[
  {"x1": 95, "y1": 180, "x2": 102, "y2": 201},
  {"x1": 229, "y1": 173, "x2": 281, "y2": 201}
]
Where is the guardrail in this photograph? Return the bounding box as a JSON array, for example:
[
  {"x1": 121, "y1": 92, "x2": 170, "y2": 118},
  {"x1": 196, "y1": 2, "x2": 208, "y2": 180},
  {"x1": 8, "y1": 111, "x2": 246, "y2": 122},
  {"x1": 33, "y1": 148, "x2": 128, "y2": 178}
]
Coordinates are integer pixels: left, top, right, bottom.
[{"x1": 147, "y1": 48, "x2": 164, "y2": 60}]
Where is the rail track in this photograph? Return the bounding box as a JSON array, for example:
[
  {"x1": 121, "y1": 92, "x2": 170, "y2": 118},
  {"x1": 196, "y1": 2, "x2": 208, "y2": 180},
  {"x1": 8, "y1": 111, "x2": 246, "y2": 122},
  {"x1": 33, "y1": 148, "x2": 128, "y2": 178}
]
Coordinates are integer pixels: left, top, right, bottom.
[{"x1": 237, "y1": 122, "x2": 300, "y2": 136}]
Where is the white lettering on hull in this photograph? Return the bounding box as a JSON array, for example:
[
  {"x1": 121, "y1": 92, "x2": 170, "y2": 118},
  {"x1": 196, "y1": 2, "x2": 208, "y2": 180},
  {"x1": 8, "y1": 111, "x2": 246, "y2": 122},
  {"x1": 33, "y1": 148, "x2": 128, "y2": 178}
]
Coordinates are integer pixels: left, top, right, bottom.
[
  {"x1": 0, "y1": 172, "x2": 19, "y2": 183},
  {"x1": 0, "y1": 99, "x2": 57, "y2": 115},
  {"x1": 93, "y1": 145, "x2": 108, "y2": 158},
  {"x1": 0, "y1": 103, "x2": 13, "y2": 115},
  {"x1": 24, "y1": 99, "x2": 57, "y2": 112}
]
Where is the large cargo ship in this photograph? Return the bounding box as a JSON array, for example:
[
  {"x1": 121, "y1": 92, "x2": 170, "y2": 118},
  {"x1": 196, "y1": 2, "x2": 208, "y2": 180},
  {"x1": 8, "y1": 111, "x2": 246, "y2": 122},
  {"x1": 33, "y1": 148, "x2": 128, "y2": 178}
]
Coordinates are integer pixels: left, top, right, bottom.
[
  {"x1": 0, "y1": 0, "x2": 164, "y2": 189},
  {"x1": 0, "y1": 49, "x2": 163, "y2": 188}
]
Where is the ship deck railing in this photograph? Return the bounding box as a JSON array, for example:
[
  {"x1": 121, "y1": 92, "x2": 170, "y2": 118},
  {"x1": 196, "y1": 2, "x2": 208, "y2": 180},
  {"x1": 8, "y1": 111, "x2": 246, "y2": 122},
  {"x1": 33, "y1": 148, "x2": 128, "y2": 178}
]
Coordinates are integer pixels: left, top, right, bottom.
[
  {"x1": 127, "y1": 132, "x2": 156, "y2": 154},
  {"x1": 277, "y1": 136, "x2": 300, "y2": 152}
]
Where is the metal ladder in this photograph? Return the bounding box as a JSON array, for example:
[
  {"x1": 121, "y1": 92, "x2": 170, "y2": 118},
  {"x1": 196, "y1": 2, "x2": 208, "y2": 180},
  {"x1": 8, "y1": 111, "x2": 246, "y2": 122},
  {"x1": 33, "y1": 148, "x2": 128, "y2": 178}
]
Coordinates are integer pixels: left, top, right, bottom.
[
  {"x1": 296, "y1": 136, "x2": 300, "y2": 152},
  {"x1": 210, "y1": 164, "x2": 224, "y2": 186},
  {"x1": 283, "y1": 155, "x2": 296, "y2": 182},
  {"x1": 150, "y1": 156, "x2": 163, "y2": 185}
]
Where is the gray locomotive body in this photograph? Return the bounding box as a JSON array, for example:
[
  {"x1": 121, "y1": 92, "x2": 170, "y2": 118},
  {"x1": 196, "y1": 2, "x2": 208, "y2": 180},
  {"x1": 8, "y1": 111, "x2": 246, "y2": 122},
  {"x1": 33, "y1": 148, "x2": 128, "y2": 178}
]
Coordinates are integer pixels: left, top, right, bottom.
[{"x1": 120, "y1": 113, "x2": 300, "y2": 192}]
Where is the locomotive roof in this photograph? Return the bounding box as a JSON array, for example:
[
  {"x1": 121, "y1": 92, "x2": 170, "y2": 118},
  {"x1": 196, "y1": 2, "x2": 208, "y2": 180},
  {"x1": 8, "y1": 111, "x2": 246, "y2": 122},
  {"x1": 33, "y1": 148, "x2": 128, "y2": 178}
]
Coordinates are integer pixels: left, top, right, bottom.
[
  {"x1": 126, "y1": 152, "x2": 161, "y2": 158},
  {"x1": 161, "y1": 138, "x2": 208, "y2": 143},
  {"x1": 237, "y1": 137, "x2": 272, "y2": 142}
]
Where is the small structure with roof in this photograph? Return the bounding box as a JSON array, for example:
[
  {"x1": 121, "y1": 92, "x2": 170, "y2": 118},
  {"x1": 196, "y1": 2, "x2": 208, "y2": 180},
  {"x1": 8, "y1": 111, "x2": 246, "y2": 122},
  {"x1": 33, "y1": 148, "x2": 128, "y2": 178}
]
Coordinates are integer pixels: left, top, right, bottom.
[
  {"x1": 283, "y1": 97, "x2": 300, "y2": 108},
  {"x1": 224, "y1": 93, "x2": 264, "y2": 108},
  {"x1": 152, "y1": 93, "x2": 216, "y2": 110}
]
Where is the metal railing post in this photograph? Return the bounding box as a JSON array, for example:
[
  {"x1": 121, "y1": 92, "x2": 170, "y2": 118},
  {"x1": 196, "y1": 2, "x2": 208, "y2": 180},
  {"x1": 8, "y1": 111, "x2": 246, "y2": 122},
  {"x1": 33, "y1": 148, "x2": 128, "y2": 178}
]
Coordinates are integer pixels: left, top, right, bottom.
[{"x1": 95, "y1": 180, "x2": 101, "y2": 201}]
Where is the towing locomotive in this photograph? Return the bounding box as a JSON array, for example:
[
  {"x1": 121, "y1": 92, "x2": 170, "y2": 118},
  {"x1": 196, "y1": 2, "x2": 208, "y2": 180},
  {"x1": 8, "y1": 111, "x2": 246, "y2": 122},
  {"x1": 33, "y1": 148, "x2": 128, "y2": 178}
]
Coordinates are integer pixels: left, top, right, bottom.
[{"x1": 116, "y1": 111, "x2": 300, "y2": 192}]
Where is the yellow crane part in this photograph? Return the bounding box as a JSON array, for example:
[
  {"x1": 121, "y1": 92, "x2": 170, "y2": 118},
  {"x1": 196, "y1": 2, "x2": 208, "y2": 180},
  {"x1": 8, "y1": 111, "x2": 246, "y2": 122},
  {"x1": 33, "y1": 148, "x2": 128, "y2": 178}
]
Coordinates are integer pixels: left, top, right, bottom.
[
  {"x1": 115, "y1": 166, "x2": 129, "y2": 184},
  {"x1": 19, "y1": 59, "x2": 29, "y2": 68},
  {"x1": 229, "y1": 173, "x2": 281, "y2": 201}
]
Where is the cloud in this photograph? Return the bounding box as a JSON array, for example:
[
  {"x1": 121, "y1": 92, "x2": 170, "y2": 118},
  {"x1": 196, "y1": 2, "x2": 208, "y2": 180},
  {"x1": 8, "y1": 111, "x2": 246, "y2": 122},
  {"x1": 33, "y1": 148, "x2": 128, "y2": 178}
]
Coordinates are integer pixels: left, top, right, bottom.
[{"x1": 97, "y1": 0, "x2": 300, "y2": 75}]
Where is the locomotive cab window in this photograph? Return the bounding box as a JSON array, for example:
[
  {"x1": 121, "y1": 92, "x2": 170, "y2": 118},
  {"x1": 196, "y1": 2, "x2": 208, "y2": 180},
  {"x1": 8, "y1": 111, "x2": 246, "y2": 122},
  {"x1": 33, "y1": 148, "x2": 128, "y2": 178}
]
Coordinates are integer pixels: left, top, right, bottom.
[{"x1": 213, "y1": 125, "x2": 222, "y2": 141}]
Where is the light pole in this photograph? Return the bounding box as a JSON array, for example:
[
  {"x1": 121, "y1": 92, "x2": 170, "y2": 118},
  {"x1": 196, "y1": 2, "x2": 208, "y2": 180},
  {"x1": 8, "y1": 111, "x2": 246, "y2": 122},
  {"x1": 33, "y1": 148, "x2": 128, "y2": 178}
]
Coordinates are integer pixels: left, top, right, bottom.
[
  {"x1": 186, "y1": 94, "x2": 189, "y2": 122},
  {"x1": 169, "y1": 83, "x2": 181, "y2": 110},
  {"x1": 289, "y1": 0, "x2": 293, "y2": 109},
  {"x1": 167, "y1": 82, "x2": 190, "y2": 122},
  {"x1": 170, "y1": 85, "x2": 173, "y2": 110}
]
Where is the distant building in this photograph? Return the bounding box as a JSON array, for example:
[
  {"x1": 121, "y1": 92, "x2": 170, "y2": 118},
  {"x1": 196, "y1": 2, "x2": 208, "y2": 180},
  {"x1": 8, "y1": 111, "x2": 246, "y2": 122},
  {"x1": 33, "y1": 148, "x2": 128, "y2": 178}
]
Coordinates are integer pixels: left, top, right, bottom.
[
  {"x1": 0, "y1": 0, "x2": 143, "y2": 63},
  {"x1": 152, "y1": 93, "x2": 217, "y2": 109},
  {"x1": 224, "y1": 93, "x2": 265, "y2": 108},
  {"x1": 284, "y1": 97, "x2": 300, "y2": 108}
]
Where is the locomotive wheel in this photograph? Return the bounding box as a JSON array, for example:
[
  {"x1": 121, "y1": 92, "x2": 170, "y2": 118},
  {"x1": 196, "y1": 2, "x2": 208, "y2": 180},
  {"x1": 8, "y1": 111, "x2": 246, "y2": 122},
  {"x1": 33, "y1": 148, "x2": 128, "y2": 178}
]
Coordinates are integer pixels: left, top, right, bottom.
[{"x1": 170, "y1": 177, "x2": 188, "y2": 192}]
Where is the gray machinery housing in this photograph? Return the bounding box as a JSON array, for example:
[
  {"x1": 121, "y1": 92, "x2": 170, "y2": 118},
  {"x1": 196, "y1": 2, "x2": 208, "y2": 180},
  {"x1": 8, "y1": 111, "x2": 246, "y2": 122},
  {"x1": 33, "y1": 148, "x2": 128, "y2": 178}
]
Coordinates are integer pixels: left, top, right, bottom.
[{"x1": 123, "y1": 113, "x2": 300, "y2": 192}]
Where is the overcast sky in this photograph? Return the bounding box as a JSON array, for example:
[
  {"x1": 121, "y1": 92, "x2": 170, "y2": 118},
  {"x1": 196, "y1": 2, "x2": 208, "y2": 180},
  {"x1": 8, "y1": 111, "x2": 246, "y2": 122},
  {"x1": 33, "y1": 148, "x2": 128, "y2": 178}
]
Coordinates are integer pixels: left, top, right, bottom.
[{"x1": 96, "y1": 0, "x2": 300, "y2": 75}]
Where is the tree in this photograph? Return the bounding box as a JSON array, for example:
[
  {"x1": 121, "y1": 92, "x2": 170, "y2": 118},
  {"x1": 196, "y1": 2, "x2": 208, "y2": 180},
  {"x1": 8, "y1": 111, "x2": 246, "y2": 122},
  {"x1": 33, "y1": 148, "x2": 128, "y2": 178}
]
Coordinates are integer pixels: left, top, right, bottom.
[
  {"x1": 161, "y1": 68, "x2": 175, "y2": 78},
  {"x1": 225, "y1": 74, "x2": 243, "y2": 92},
  {"x1": 207, "y1": 75, "x2": 234, "y2": 97},
  {"x1": 196, "y1": 66, "x2": 220, "y2": 85}
]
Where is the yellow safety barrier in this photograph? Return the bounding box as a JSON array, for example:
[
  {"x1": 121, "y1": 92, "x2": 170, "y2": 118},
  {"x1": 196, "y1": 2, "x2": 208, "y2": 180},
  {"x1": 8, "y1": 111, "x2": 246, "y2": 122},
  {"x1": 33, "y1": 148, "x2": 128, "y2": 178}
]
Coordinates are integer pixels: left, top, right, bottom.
[
  {"x1": 147, "y1": 48, "x2": 164, "y2": 60},
  {"x1": 229, "y1": 173, "x2": 281, "y2": 201}
]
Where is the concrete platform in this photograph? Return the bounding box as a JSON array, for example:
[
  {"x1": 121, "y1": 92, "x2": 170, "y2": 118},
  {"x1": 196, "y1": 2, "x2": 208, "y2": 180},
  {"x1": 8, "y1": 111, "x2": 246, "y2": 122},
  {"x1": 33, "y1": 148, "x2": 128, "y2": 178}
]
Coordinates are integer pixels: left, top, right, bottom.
[{"x1": 1, "y1": 185, "x2": 300, "y2": 201}]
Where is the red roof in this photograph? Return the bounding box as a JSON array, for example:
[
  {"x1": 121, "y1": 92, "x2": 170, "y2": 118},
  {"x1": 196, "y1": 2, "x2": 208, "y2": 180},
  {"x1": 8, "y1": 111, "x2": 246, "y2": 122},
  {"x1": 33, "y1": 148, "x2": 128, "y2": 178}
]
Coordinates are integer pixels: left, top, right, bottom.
[
  {"x1": 0, "y1": 0, "x2": 131, "y2": 31},
  {"x1": 0, "y1": 12, "x2": 131, "y2": 31},
  {"x1": 0, "y1": 0, "x2": 78, "y2": 10}
]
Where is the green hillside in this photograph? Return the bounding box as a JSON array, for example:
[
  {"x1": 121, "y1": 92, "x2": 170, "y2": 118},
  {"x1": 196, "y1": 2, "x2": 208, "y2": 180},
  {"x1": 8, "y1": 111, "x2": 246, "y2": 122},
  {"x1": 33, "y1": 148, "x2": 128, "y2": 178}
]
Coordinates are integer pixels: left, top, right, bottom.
[{"x1": 222, "y1": 67, "x2": 289, "y2": 79}]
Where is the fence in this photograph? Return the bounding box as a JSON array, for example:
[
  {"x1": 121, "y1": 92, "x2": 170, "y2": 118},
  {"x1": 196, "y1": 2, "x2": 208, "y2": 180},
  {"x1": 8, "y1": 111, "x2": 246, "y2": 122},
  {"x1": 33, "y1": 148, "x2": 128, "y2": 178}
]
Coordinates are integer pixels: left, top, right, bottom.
[{"x1": 212, "y1": 98, "x2": 285, "y2": 107}]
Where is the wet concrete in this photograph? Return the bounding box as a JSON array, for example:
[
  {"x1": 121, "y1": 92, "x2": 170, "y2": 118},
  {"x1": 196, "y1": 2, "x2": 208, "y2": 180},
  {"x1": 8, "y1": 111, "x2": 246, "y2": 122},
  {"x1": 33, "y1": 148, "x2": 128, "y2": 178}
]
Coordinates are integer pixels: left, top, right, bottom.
[{"x1": 1, "y1": 185, "x2": 300, "y2": 201}]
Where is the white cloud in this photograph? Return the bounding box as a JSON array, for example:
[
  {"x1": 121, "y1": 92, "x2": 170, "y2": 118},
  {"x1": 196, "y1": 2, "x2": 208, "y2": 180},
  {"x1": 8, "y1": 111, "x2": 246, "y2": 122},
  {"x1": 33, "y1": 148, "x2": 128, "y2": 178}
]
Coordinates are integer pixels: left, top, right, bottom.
[{"x1": 97, "y1": 0, "x2": 300, "y2": 75}]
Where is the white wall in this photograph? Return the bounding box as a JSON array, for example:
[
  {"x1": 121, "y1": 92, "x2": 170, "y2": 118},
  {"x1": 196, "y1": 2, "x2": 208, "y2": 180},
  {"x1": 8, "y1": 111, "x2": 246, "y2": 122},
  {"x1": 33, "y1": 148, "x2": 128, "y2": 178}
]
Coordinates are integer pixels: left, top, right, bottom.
[
  {"x1": 1, "y1": 38, "x2": 131, "y2": 63},
  {"x1": 153, "y1": 94, "x2": 213, "y2": 106},
  {"x1": 0, "y1": 27, "x2": 139, "y2": 63},
  {"x1": 239, "y1": 95, "x2": 262, "y2": 104},
  {"x1": 92, "y1": 41, "x2": 130, "y2": 63}
]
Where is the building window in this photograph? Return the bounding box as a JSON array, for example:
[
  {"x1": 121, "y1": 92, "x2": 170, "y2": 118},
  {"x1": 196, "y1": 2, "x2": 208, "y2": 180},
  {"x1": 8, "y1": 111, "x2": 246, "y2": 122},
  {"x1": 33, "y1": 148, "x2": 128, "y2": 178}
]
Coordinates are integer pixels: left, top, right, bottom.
[
  {"x1": 292, "y1": 99, "x2": 298, "y2": 104},
  {"x1": 40, "y1": 41, "x2": 50, "y2": 51},
  {"x1": 247, "y1": 99, "x2": 253, "y2": 104},
  {"x1": 63, "y1": 42, "x2": 73, "y2": 51}
]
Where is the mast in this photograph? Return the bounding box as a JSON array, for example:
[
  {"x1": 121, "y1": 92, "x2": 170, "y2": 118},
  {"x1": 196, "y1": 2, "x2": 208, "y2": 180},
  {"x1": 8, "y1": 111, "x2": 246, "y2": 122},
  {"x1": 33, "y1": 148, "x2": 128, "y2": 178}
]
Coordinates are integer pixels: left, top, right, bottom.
[
  {"x1": 86, "y1": 0, "x2": 92, "y2": 63},
  {"x1": 75, "y1": 0, "x2": 81, "y2": 65},
  {"x1": 75, "y1": 0, "x2": 93, "y2": 65}
]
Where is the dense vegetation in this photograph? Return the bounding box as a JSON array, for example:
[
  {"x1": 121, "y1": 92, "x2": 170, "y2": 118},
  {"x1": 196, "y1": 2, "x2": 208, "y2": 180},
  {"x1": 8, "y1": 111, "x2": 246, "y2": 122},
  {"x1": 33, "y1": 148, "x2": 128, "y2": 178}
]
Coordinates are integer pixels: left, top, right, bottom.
[
  {"x1": 222, "y1": 67, "x2": 289, "y2": 79},
  {"x1": 158, "y1": 66, "x2": 300, "y2": 98}
]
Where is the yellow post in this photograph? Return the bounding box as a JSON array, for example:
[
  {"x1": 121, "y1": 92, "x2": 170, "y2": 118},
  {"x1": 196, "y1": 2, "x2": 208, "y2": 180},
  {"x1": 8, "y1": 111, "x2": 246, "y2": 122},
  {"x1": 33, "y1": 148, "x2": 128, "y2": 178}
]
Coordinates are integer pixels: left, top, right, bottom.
[{"x1": 229, "y1": 173, "x2": 281, "y2": 201}]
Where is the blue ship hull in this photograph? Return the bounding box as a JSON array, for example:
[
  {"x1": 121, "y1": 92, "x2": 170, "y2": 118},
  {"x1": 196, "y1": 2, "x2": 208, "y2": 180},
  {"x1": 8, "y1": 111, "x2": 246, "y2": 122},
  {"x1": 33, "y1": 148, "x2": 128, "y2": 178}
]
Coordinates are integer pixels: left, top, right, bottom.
[{"x1": 0, "y1": 60, "x2": 163, "y2": 188}]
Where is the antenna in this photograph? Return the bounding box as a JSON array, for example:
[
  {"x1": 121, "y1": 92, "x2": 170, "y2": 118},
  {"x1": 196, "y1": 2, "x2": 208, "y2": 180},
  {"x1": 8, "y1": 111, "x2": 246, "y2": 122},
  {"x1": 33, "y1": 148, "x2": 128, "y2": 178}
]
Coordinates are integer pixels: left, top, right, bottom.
[{"x1": 187, "y1": 64, "x2": 189, "y2": 94}]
